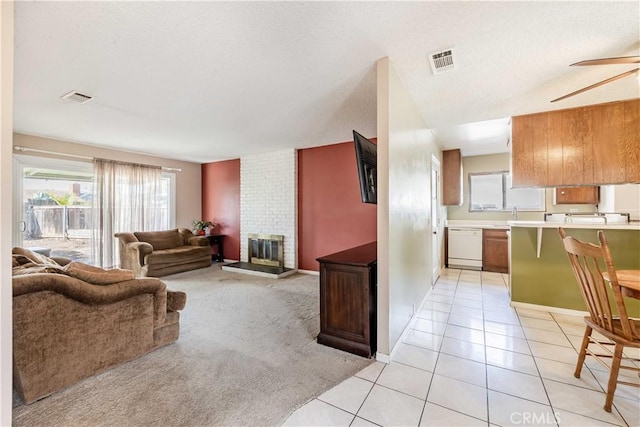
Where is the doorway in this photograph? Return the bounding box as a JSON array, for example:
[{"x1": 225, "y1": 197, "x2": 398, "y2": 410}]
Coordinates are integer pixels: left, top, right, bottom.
[{"x1": 431, "y1": 155, "x2": 441, "y2": 285}]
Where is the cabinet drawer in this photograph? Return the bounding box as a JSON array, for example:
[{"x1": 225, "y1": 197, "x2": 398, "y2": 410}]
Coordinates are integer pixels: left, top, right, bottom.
[{"x1": 483, "y1": 229, "x2": 508, "y2": 239}]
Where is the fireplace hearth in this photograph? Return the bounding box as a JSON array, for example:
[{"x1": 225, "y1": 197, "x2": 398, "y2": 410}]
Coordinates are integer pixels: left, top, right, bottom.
[{"x1": 221, "y1": 233, "x2": 296, "y2": 278}]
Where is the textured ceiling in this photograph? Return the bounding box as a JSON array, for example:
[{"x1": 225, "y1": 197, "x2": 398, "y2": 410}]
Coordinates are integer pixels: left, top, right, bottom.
[{"x1": 13, "y1": 1, "x2": 640, "y2": 163}]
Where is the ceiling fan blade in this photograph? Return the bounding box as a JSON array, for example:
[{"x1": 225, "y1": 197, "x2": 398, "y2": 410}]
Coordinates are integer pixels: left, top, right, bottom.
[
  {"x1": 571, "y1": 56, "x2": 640, "y2": 66},
  {"x1": 551, "y1": 68, "x2": 639, "y2": 103}
]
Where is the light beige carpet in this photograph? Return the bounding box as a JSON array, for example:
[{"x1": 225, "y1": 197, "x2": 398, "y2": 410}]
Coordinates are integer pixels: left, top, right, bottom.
[{"x1": 12, "y1": 265, "x2": 373, "y2": 426}]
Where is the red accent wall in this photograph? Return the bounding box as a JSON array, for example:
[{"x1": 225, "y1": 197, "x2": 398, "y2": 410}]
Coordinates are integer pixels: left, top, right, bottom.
[
  {"x1": 202, "y1": 159, "x2": 240, "y2": 261},
  {"x1": 298, "y1": 141, "x2": 377, "y2": 271}
]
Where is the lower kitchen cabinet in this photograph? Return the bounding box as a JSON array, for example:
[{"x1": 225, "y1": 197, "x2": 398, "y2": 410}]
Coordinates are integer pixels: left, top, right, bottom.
[{"x1": 482, "y1": 229, "x2": 509, "y2": 273}]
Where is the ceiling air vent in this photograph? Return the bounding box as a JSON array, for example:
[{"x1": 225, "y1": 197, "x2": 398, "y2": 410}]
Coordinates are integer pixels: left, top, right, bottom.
[
  {"x1": 61, "y1": 90, "x2": 93, "y2": 104},
  {"x1": 428, "y1": 48, "x2": 456, "y2": 74}
]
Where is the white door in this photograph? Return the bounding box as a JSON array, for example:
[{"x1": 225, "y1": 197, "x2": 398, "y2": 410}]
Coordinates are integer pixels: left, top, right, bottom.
[{"x1": 431, "y1": 155, "x2": 441, "y2": 284}]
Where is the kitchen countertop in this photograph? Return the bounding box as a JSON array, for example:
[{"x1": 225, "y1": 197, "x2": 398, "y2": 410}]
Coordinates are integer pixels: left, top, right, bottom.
[
  {"x1": 445, "y1": 219, "x2": 640, "y2": 230},
  {"x1": 509, "y1": 220, "x2": 640, "y2": 230},
  {"x1": 509, "y1": 220, "x2": 640, "y2": 259},
  {"x1": 445, "y1": 220, "x2": 509, "y2": 229}
]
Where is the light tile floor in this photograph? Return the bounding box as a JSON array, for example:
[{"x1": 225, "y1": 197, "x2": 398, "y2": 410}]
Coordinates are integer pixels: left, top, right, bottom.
[{"x1": 283, "y1": 268, "x2": 639, "y2": 426}]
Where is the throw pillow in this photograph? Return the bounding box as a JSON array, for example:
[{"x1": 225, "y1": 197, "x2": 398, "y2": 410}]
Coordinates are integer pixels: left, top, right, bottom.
[{"x1": 134, "y1": 229, "x2": 182, "y2": 250}]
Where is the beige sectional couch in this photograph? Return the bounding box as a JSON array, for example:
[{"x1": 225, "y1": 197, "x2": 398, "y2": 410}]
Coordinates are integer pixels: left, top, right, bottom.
[
  {"x1": 115, "y1": 228, "x2": 212, "y2": 277},
  {"x1": 12, "y1": 247, "x2": 187, "y2": 404}
]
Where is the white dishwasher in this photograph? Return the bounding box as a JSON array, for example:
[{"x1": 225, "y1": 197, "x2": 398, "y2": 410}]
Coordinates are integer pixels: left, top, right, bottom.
[{"x1": 448, "y1": 228, "x2": 483, "y2": 270}]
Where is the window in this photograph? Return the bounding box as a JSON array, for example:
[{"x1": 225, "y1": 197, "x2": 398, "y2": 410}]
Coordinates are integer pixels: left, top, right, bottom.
[
  {"x1": 160, "y1": 172, "x2": 176, "y2": 229},
  {"x1": 469, "y1": 171, "x2": 544, "y2": 212}
]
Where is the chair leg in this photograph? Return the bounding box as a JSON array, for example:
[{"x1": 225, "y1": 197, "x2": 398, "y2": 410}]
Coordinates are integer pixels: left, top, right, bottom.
[
  {"x1": 574, "y1": 326, "x2": 592, "y2": 378},
  {"x1": 604, "y1": 343, "x2": 623, "y2": 412}
]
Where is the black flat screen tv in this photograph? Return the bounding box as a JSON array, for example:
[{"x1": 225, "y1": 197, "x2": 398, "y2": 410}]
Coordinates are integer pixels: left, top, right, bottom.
[{"x1": 353, "y1": 130, "x2": 377, "y2": 204}]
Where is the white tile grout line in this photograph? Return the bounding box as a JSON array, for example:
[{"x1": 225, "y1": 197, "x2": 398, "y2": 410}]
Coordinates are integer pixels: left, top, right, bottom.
[
  {"x1": 509, "y1": 298, "x2": 559, "y2": 426},
  {"x1": 350, "y1": 362, "x2": 387, "y2": 425},
  {"x1": 416, "y1": 267, "x2": 460, "y2": 426}
]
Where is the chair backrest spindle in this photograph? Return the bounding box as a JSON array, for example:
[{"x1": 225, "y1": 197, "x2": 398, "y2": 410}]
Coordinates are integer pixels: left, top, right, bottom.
[{"x1": 598, "y1": 231, "x2": 638, "y2": 340}]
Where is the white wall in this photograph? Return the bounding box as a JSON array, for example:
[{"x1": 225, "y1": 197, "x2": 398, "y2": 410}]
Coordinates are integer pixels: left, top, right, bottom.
[
  {"x1": 1, "y1": 2, "x2": 14, "y2": 423},
  {"x1": 377, "y1": 57, "x2": 441, "y2": 356},
  {"x1": 12, "y1": 133, "x2": 202, "y2": 229},
  {"x1": 600, "y1": 184, "x2": 640, "y2": 220},
  {"x1": 240, "y1": 149, "x2": 297, "y2": 268}
]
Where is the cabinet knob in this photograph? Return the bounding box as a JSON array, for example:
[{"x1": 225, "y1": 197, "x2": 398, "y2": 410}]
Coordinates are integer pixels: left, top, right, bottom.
[{"x1": 561, "y1": 191, "x2": 566, "y2": 195}]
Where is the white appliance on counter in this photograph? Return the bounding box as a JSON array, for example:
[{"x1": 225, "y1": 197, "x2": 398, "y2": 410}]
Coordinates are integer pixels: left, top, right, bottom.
[
  {"x1": 543, "y1": 212, "x2": 630, "y2": 224},
  {"x1": 448, "y1": 227, "x2": 483, "y2": 270},
  {"x1": 599, "y1": 184, "x2": 640, "y2": 221}
]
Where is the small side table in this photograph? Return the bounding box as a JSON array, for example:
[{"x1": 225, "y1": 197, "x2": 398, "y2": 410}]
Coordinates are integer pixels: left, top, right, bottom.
[{"x1": 206, "y1": 234, "x2": 225, "y2": 262}]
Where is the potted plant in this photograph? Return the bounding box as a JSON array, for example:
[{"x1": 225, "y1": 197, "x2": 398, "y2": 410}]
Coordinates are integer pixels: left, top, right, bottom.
[{"x1": 193, "y1": 220, "x2": 214, "y2": 235}]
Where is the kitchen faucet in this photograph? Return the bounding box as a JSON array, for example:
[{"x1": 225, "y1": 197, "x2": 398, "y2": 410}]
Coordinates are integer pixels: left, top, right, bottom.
[{"x1": 512, "y1": 206, "x2": 518, "y2": 220}]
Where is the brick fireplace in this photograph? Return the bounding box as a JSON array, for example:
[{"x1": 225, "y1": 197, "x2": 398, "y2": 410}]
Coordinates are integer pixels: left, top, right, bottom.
[{"x1": 222, "y1": 149, "x2": 297, "y2": 278}]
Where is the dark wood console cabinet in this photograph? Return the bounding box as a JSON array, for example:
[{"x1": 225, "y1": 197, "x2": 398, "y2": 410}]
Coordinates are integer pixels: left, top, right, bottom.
[{"x1": 316, "y1": 242, "x2": 377, "y2": 358}]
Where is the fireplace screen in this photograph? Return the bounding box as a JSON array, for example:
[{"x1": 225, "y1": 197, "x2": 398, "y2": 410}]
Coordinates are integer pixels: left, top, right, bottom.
[{"x1": 248, "y1": 234, "x2": 284, "y2": 268}]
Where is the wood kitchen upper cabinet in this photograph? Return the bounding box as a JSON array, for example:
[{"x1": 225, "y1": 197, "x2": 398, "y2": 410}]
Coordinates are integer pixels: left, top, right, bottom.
[
  {"x1": 512, "y1": 99, "x2": 640, "y2": 187},
  {"x1": 555, "y1": 186, "x2": 599, "y2": 204},
  {"x1": 557, "y1": 108, "x2": 587, "y2": 185},
  {"x1": 624, "y1": 99, "x2": 640, "y2": 182},
  {"x1": 442, "y1": 149, "x2": 462, "y2": 205},
  {"x1": 511, "y1": 113, "x2": 548, "y2": 187},
  {"x1": 590, "y1": 102, "x2": 625, "y2": 185}
]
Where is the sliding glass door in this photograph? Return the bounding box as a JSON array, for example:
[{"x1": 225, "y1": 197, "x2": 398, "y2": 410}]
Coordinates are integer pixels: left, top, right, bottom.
[{"x1": 14, "y1": 155, "x2": 94, "y2": 262}]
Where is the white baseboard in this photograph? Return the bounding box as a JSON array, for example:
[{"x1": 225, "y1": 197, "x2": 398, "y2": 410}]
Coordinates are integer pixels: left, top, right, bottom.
[
  {"x1": 297, "y1": 269, "x2": 319, "y2": 276},
  {"x1": 382, "y1": 285, "x2": 436, "y2": 363},
  {"x1": 375, "y1": 353, "x2": 390, "y2": 364},
  {"x1": 510, "y1": 301, "x2": 588, "y2": 317}
]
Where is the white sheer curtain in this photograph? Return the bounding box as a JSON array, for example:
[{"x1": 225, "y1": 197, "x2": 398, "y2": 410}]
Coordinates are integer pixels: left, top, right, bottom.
[{"x1": 92, "y1": 159, "x2": 163, "y2": 267}]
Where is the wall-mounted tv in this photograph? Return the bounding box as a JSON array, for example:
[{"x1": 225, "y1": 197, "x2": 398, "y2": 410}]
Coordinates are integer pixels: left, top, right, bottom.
[{"x1": 353, "y1": 130, "x2": 377, "y2": 204}]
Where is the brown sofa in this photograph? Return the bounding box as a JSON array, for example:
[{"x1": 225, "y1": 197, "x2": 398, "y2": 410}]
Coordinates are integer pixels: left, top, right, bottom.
[
  {"x1": 12, "y1": 248, "x2": 187, "y2": 404},
  {"x1": 115, "y1": 228, "x2": 211, "y2": 277}
]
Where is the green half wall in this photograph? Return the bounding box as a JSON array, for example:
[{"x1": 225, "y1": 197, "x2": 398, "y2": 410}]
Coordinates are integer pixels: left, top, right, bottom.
[{"x1": 510, "y1": 227, "x2": 640, "y2": 317}]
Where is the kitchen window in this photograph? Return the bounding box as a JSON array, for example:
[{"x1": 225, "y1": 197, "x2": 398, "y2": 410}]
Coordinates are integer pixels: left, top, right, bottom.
[{"x1": 469, "y1": 171, "x2": 544, "y2": 212}]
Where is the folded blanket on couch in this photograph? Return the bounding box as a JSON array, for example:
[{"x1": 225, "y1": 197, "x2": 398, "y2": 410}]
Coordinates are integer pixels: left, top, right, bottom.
[{"x1": 12, "y1": 247, "x2": 135, "y2": 285}]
